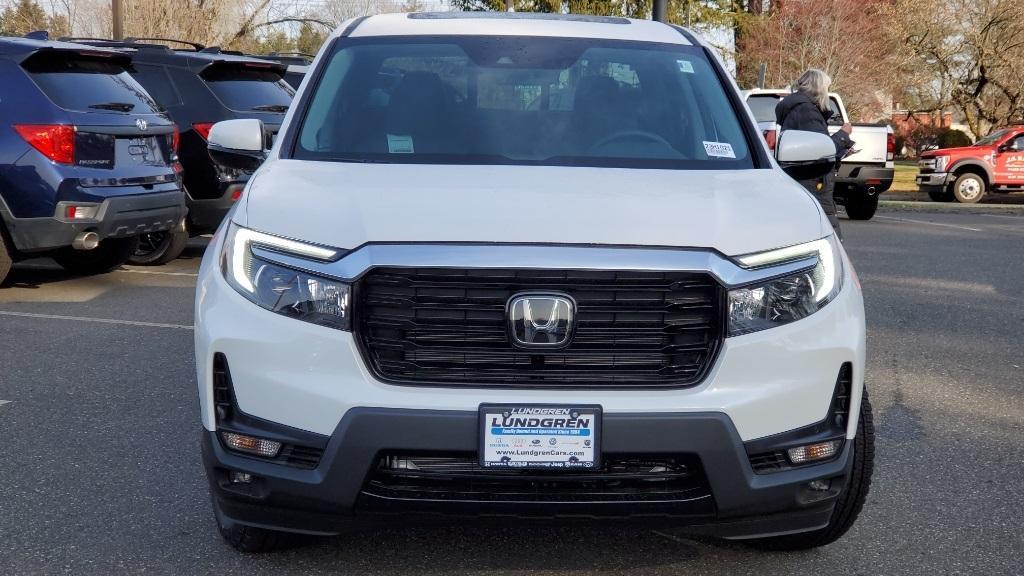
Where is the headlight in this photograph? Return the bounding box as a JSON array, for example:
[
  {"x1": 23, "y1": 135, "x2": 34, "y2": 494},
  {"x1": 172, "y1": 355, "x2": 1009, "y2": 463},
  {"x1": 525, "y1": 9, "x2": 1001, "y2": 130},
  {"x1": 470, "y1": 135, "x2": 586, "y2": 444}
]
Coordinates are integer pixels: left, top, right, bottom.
[
  {"x1": 727, "y1": 236, "x2": 844, "y2": 337},
  {"x1": 934, "y1": 155, "x2": 949, "y2": 172},
  {"x1": 220, "y1": 222, "x2": 351, "y2": 331}
]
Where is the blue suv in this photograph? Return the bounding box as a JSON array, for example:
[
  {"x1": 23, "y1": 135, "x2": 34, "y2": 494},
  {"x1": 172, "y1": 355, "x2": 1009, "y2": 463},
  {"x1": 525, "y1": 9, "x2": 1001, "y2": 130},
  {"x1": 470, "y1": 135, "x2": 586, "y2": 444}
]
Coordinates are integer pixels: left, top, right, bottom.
[{"x1": 0, "y1": 36, "x2": 186, "y2": 284}]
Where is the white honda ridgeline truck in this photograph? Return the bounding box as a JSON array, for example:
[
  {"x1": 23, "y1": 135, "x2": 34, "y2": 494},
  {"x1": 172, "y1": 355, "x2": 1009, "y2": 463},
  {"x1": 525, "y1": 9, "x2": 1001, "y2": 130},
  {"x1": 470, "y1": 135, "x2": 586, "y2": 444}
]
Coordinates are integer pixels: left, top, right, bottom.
[{"x1": 195, "y1": 12, "x2": 873, "y2": 553}]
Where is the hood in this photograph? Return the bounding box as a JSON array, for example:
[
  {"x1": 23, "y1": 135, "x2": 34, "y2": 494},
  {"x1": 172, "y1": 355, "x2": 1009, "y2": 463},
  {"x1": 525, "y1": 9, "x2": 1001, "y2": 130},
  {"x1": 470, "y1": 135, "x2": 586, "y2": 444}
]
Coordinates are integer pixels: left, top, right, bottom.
[
  {"x1": 920, "y1": 146, "x2": 987, "y2": 158},
  {"x1": 239, "y1": 160, "x2": 827, "y2": 257}
]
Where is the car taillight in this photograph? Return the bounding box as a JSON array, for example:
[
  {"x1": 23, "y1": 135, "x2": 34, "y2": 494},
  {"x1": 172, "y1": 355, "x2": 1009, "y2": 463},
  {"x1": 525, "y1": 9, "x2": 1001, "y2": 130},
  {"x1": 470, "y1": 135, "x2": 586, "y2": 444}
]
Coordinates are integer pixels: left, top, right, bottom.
[
  {"x1": 193, "y1": 122, "x2": 214, "y2": 141},
  {"x1": 14, "y1": 124, "x2": 75, "y2": 164},
  {"x1": 172, "y1": 125, "x2": 181, "y2": 152},
  {"x1": 886, "y1": 132, "x2": 895, "y2": 161},
  {"x1": 763, "y1": 129, "x2": 777, "y2": 151}
]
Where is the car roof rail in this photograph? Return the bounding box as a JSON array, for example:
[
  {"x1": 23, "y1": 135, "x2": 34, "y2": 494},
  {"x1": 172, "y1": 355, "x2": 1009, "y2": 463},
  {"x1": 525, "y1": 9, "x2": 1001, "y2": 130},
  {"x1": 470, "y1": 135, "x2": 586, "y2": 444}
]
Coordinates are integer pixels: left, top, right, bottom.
[
  {"x1": 23, "y1": 30, "x2": 49, "y2": 41},
  {"x1": 270, "y1": 52, "x2": 315, "y2": 59},
  {"x1": 199, "y1": 46, "x2": 245, "y2": 56},
  {"x1": 124, "y1": 37, "x2": 205, "y2": 51}
]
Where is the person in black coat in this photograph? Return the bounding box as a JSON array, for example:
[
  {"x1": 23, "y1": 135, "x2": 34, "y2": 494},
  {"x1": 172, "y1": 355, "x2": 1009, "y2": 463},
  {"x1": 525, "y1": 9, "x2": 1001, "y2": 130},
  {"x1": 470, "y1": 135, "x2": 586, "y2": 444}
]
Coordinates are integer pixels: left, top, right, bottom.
[{"x1": 776, "y1": 69, "x2": 854, "y2": 237}]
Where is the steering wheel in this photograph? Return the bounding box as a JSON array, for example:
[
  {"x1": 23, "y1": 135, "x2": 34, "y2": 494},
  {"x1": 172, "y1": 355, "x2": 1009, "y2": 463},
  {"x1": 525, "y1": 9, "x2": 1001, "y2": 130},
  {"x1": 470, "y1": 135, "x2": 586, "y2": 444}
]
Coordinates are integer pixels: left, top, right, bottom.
[{"x1": 589, "y1": 129, "x2": 678, "y2": 154}]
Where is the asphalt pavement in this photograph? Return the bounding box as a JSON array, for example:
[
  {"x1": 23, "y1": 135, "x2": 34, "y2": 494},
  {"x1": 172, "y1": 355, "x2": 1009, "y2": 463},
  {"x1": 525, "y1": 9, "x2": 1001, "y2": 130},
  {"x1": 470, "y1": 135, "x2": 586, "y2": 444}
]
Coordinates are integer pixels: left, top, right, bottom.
[{"x1": 1, "y1": 210, "x2": 1021, "y2": 575}]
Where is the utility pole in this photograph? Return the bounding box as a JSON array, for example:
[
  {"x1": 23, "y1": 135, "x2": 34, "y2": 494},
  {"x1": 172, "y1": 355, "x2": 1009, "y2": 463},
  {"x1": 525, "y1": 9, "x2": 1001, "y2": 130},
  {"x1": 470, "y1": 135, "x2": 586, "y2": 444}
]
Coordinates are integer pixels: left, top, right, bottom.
[
  {"x1": 112, "y1": 0, "x2": 123, "y2": 40},
  {"x1": 652, "y1": 0, "x2": 666, "y2": 22}
]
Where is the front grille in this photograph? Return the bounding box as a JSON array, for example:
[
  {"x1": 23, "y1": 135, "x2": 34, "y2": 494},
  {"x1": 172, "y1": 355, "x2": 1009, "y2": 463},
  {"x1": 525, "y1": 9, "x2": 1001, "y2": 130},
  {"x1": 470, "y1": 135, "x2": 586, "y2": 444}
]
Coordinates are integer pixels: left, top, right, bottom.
[
  {"x1": 356, "y1": 267, "x2": 723, "y2": 388},
  {"x1": 361, "y1": 453, "x2": 712, "y2": 505}
]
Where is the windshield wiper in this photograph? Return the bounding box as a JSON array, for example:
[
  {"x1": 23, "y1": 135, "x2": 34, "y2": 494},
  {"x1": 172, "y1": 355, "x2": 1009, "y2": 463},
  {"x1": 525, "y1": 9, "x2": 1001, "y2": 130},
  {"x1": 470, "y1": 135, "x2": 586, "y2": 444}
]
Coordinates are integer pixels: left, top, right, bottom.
[
  {"x1": 251, "y1": 104, "x2": 288, "y2": 113},
  {"x1": 88, "y1": 102, "x2": 136, "y2": 112}
]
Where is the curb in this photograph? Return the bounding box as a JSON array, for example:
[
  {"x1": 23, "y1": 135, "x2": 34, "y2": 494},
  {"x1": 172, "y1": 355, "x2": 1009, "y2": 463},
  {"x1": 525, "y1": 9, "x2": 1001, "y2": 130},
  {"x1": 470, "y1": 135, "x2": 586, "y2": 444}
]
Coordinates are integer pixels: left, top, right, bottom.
[{"x1": 876, "y1": 200, "x2": 1024, "y2": 216}]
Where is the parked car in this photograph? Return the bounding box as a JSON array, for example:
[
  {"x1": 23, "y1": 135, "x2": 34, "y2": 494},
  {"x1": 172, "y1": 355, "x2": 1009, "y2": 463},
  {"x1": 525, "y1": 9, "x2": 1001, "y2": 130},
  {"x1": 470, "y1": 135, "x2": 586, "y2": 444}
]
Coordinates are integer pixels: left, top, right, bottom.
[
  {"x1": 253, "y1": 53, "x2": 312, "y2": 89},
  {"x1": 0, "y1": 36, "x2": 186, "y2": 285},
  {"x1": 743, "y1": 88, "x2": 895, "y2": 220},
  {"x1": 195, "y1": 12, "x2": 873, "y2": 554},
  {"x1": 917, "y1": 125, "x2": 1024, "y2": 203},
  {"x1": 62, "y1": 38, "x2": 294, "y2": 264}
]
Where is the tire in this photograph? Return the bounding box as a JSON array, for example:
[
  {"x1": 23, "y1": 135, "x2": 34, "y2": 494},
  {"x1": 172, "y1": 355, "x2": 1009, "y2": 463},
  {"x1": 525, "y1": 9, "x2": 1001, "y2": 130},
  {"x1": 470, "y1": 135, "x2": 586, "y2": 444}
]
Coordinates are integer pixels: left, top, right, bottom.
[
  {"x1": 128, "y1": 229, "x2": 189, "y2": 266},
  {"x1": 952, "y1": 172, "x2": 986, "y2": 204},
  {"x1": 927, "y1": 189, "x2": 953, "y2": 202},
  {"x1": 212, "y1": 496, "x2": 300, "y2": 553},
  {"x1": 52, "y1": 237, "x2": 138, "y2": 275},
  {"x1": 748, "y1": 390, "x2": 875, "y2": 551},
  {"x1": 844, "y1": 193, "x2": 878, "y2": 220},
  {"x1": 0, "y1": 231, "x2": 12, "y2": 286}
]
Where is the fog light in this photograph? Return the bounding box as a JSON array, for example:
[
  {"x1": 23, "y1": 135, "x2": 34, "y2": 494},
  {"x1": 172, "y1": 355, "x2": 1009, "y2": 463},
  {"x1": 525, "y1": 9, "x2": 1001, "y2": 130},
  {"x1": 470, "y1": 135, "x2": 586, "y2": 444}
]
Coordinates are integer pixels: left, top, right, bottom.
[
  {"x1": 807, "y1": 479, "x2": 831, "y2": 491},
  {"x1": 221, "y1": 432, "x2": 281, "y2": 457},
  {"x1": 229, "y1": 471, "x2": 253, "y2": 484},
  {"x1": 787, "y1": 440, "x2": 841, "y2": 464}
]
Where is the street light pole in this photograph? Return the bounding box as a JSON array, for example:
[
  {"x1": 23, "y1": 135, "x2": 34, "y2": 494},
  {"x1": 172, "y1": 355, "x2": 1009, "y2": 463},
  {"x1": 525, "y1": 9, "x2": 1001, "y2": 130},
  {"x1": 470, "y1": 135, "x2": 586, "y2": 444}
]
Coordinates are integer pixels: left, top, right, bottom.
[
  {"x1": 112, "y1": 0, "x2": 123, "y2": 40},
  {"x1": 652, "y1": 0, "x2": 667, "y2": 22}
]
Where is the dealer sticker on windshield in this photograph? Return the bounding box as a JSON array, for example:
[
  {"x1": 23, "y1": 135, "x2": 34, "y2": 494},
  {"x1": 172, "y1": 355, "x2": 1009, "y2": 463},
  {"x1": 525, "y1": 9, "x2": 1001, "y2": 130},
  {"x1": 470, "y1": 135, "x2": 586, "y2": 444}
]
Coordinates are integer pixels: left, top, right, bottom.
[
  {"x1": 480, "y1": 405, "x2": 601, "y2": 470},
  {"x1": 703, "y1": 141, "x2": 736, "y2": 158}
]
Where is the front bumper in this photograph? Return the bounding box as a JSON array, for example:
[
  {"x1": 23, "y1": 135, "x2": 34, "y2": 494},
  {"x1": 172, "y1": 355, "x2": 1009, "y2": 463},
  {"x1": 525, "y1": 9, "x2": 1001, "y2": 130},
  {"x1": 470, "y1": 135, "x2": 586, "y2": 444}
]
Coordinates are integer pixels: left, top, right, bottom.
[
  {"x1": 195, "y1": 235, "x2": 866, "y2": 537},
  {"x1": 4, "y1": 188, "x2": 186, "y2": 253},
  {"x1": 203, "y1": 409, "x2": 853, "y2": 538},
  {"x1": 915, "y1": 172, "x2": 950, "y2": 193}
]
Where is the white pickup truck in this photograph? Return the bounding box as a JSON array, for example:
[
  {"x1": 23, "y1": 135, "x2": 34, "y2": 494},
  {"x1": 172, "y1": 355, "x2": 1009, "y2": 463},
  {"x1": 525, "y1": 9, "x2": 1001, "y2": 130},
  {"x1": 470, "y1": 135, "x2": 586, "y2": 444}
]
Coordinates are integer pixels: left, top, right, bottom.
[{"x1": 743, "y1": 89, "x2": 895, "y2": 220}]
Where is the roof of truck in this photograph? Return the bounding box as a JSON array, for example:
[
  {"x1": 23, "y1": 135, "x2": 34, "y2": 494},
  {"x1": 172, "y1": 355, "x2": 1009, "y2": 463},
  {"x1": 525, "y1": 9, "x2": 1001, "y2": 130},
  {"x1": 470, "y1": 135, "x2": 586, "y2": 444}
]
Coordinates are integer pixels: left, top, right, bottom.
[{"x1": 339, "y1": 12, "x2": 695, "y2": 45}]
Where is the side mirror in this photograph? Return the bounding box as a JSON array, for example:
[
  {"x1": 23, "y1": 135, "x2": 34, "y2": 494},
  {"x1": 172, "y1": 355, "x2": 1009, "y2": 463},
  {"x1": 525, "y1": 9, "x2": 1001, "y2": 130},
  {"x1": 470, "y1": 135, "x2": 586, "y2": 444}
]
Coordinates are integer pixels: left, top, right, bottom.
[
  {"x1": 775, "y1": 130, "x2": 838, "y2": 180},
  {"x1": 207, "y1": 119, "x2": 266, "y2": 172}
]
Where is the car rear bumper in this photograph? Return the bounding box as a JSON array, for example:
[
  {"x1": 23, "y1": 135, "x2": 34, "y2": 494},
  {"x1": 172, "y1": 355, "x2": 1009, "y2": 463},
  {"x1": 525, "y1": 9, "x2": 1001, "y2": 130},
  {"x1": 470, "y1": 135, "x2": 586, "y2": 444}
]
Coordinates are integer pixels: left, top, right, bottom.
[
  {"x1": 835, "y1": 164, "x2": 894, "y2": 193},
  {"x1": 186, "y1": 183, "x2": 244, "y2": 235},
  {"x1": 203, "y1": 408, "x2": 853, "y2": 539},
  {"x1": 3, "y1": 188, "x2": 186, "y2": 252}
]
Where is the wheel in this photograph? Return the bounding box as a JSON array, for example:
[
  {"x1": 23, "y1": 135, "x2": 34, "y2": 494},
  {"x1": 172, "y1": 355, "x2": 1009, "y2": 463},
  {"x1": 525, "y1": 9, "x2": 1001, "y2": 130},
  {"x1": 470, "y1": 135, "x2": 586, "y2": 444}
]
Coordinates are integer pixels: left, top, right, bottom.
[
  {"x1": 927, "y1": 189, "x2": 953, "y2": 202},
  {"x1": 0, "y1": 231, "x2": 12, "y2": 286},
  {"x1": 212, "y1": 496, "x2": 299, "y2": 553},
  {"x1": 747, "y1": 390, "x2": 875, "y2": 550},
  {"x1": 843, "y1": 193, "x2": 878, "y2": 220},
  {"x1": 52, "y1": 237, "x2": 138, "y2": 275},
  {"x1": 952, "y1": 172, "x2": 985, "y2": 203},
  {"x1": 127, "y1": 229, "x2": 189, "y2": 266}
]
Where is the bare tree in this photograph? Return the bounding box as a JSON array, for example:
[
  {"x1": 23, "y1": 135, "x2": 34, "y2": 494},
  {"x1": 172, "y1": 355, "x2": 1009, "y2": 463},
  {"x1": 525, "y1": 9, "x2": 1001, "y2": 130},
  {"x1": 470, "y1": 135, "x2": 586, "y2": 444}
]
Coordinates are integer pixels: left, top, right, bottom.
[
  {"x1": 737, "y1": 0, "x2": 902, "y2": 120},
  {"x1": 884, "y1": 0, "x2": 1024, "y2": 137}
]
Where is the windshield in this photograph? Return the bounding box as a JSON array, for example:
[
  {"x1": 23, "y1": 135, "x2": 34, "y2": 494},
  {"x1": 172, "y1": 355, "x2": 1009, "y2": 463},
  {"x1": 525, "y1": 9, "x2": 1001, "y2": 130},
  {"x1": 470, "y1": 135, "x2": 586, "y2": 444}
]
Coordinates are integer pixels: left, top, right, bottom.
[
  {"x1": 202, "y1": 64, "x2": 294, "y2": 112},
  {"x1": 23, "y1": 51, "x2": 161, "y2": 114},
  {"x1": 975, "y1": 129, "x2": 1010, "y2": 146},
  {"x1": 746, "y1": 94, "x2": 781, "y2": 123},
  {"x1": 294, "y1": 36, "x2": 755, "y2": 169}
]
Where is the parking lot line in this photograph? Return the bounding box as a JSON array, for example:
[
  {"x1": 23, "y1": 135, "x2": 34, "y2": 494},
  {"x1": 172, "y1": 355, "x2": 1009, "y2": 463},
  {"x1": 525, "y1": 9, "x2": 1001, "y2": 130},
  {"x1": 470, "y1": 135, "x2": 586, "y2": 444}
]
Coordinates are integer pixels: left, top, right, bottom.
[
  {"x1": 118, "y1": 269, "x2": 200, "y2": 278},
  {"x1": 0, "y1": 400, "x2": 10, "y2": 408},
  {"x1": 0, "y1": 310, "x2": 193, "y2": 330},
  {"x1": 875, "y1": 215, "x2": 983, "y2": 232}
]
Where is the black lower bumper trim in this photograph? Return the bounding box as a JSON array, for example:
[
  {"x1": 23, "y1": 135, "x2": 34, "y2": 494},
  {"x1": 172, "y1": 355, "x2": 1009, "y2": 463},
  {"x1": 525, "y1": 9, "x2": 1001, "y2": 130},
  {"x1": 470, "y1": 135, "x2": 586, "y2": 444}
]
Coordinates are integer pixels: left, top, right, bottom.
[
  {"x1": 5, "y1": 189, "x2": 186, "y2": 252},
  {"x1": 203, "y1": 408, "x2": 853, "y2": 539}
]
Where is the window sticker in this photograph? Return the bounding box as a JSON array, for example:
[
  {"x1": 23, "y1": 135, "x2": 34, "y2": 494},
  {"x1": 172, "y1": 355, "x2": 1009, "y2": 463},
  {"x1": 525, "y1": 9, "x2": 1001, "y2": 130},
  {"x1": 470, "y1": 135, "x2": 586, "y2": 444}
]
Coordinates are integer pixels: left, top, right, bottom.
[
  {"x1": 703, "y1": 141, "x2": 736, "y2": 158},
  {"x1": 387, "y1": 134, "x2": 414, "y2": 154},
  {"x1": 676, "y1": 59, "x2": 695, "y2": 74}
]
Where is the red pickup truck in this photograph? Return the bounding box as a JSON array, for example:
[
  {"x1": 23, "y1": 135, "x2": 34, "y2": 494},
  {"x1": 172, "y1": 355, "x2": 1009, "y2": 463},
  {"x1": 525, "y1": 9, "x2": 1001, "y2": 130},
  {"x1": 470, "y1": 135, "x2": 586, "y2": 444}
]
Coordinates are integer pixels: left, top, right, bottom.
[{"x1": 917, "y1": 125, "x2": 1024, "y2": 203}]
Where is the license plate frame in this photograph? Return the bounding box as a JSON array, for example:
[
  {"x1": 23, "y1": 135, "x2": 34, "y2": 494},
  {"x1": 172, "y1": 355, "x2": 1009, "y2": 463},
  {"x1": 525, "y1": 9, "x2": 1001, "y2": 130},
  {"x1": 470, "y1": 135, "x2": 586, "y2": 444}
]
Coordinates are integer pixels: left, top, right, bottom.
[{"x1": 479, "y1": 404, "x2": 601, "y2": 470}]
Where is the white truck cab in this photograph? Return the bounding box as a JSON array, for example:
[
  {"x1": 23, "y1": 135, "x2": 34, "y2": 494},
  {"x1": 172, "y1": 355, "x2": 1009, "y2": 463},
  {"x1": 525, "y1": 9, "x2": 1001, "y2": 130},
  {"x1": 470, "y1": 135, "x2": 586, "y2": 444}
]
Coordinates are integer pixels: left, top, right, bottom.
[{"x1": 195, "y1": 12, "x2": 872, "y2": 554}]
